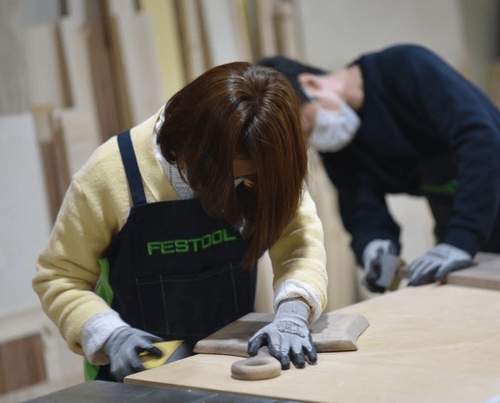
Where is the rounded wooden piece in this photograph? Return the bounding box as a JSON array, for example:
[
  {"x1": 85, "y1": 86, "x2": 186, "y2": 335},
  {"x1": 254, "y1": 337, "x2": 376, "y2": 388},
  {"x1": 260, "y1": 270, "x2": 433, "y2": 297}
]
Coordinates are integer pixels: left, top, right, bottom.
[{"x1": 231, "y1": 348, "x2": 281, "y2": 381}]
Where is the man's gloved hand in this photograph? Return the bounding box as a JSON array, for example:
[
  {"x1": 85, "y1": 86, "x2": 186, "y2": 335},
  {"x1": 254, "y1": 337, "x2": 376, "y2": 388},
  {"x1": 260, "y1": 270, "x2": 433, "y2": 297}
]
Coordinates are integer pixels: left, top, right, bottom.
[
  {"x1": 103, "y1": 326, "x2": 163, "y2": 382},
  {"x1": 247, "y1": 298, "x2": 316, "y2": 370},
  {"x1": 362, "y1": 239, "x2": 400, "y2": 293},
  {"x1": 408, "y1": 243, "x2": 472, "y2": 286}
]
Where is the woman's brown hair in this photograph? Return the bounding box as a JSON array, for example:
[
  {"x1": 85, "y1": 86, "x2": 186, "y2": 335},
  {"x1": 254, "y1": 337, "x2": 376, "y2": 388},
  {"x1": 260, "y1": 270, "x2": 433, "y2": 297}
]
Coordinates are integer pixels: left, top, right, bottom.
[{"x1": 157, "y1": 61, "x2": 308, "y2": 269}]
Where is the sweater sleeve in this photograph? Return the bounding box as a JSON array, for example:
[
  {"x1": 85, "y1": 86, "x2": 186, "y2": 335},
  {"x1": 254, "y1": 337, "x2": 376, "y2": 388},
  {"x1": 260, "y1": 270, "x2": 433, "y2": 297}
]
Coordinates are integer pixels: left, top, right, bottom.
[
  {"x1": 268, "y1": 188, "x2": 328, "y2": 323},
  {"x1": 378, "y1": 45, "x2": 500, "y2": 256},
  {"x1": 32, "y1": 139, "x2": 128, "y2": 356}
]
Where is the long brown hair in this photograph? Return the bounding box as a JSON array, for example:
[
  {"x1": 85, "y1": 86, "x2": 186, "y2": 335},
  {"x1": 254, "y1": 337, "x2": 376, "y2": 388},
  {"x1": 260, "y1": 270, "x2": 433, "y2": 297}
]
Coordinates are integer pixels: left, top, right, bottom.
[{"x1": 157, "y1": 62, "x2": 308, "y2": 269}]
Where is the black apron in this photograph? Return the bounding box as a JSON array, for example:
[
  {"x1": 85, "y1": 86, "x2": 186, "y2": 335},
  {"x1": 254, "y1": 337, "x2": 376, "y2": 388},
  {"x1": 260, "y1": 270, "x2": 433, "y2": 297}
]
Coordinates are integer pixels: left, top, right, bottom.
[{"x1": 87, "y1": 131, "x2": 257, "y2": 381}]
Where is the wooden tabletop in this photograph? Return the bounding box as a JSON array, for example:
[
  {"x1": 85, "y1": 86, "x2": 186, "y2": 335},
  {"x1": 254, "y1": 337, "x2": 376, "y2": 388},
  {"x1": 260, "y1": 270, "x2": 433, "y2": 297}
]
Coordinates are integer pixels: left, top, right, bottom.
[{"x1": 126, "y1": 284, "x2": 500, "y2": 403}]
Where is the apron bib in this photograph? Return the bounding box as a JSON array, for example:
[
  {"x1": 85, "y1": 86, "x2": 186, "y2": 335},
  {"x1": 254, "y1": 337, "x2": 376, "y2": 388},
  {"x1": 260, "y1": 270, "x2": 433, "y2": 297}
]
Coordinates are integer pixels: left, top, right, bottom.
[{"x1": 87, "y1": 131, "x2": 256, "y2": 381}]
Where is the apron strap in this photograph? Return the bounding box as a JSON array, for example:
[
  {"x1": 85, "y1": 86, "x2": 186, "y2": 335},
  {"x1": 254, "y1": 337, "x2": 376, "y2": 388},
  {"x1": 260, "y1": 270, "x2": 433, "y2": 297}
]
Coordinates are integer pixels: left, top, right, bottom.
[{"x1": 117, "y1": 131, "x2": 147, "y2": 206}]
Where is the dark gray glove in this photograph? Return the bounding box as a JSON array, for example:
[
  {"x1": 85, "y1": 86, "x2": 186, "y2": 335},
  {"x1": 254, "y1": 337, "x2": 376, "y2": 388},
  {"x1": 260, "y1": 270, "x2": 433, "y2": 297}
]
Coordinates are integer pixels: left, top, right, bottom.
[
  {"x1": 362, "y1": 239, "x2": 400, "y2": 293},
  {"x1": 103, "y1": 326, "x2": 163, "y2": 382},
  {"x1": 408, "y1": 243, "x2": 472, "y2": 286},
  {"x1": 247, "y1": 298, "x2": 316, "y2": 370}
]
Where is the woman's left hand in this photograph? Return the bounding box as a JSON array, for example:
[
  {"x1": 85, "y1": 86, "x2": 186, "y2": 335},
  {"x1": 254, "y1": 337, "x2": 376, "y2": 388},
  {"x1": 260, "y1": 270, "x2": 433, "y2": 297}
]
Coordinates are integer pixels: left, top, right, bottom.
[{"x1": 247, "y1": 298, "x2": 316, "y2": 369}]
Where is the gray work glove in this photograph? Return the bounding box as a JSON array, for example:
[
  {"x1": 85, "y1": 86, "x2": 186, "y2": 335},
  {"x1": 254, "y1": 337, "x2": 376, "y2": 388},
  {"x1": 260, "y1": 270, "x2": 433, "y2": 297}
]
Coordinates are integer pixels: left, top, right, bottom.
[
  {"x1": 247, "y1": 298, "x2": 316, "y2": 370},
  {"x1": 362, "y1": 239, "x2": 400, "y2": 293},
  {"x1": 408, "y1": 243, "x2": 472, "y2": 286},
  {"x1": 103, "y1": 326, "x2": 163, "y2": 382}
]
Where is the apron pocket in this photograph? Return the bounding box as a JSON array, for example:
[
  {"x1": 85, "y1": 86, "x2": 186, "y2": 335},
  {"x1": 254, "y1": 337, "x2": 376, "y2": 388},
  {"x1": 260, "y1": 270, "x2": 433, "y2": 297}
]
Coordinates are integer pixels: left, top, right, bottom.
[{"x1": 136, "y1": 262, "x2": 246, "y2": 339}]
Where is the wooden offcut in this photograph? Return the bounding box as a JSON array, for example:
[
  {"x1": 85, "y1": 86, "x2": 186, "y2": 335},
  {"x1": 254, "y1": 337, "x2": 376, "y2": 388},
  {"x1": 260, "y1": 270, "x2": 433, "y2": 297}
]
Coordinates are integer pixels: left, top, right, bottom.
[
  {"x1": 193, "y1": 312, "x2": 370, "y2": 358},
  {"x1": 0, "y1": 333, "x2": 46, "y2": 395}
]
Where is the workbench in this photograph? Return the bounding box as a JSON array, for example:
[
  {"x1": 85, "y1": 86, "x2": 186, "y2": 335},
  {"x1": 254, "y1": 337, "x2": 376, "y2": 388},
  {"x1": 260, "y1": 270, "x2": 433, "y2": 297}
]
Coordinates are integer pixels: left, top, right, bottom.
[
  {"x1": 21, "y1": 379, "x2": 299, "y2": 402},
  {"x1": 126, "y1": 284, "x2": 500, "y2": 403}
]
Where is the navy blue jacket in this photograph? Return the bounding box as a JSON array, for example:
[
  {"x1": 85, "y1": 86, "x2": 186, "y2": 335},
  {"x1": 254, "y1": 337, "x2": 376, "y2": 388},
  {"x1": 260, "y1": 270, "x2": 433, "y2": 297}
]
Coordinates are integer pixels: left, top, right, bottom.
[{"x1": 320, "y1": 45, "x2": 500, "y2": 264}]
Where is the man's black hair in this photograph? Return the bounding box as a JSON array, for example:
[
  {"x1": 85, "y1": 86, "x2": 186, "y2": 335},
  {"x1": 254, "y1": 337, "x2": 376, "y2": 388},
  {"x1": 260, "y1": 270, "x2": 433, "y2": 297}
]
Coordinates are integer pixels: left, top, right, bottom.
[{"x1": 257, "y1": 56, "x2": 327, "y2": 104}]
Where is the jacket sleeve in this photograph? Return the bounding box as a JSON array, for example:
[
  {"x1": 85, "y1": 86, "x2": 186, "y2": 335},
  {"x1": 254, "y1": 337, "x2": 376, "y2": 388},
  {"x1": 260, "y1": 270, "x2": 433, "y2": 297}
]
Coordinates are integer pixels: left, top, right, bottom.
[
  {"x1": 379, "y1": 45, "x2": 500, "y2": 256},
  {"x1": 321, "y1": 151, "x2": 401, "y2": 265}
]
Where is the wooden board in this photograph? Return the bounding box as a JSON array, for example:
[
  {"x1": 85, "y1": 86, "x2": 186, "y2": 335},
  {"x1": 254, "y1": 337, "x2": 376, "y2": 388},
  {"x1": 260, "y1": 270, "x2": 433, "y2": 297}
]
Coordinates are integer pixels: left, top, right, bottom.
[
  {"x1": 111, "y1": 11, "x2": 164, "y2": 125},
  {"x1": 199, "y1": 0, "x2": 249, "y2": 67},
  {"x1": 194, "y1": 311, "x2": 370, "y2": 358},
  {"x1": 175, "y1": 0, "x2": 208, "y2": 82},
  {"x1": 446, "y1": 253, "x2": 500, "y2": 290},
  {"x1": 0, "y1": 113, "x2": 51, "y2": 317},
  {"x1": 0, "y1": 333, "x2": 46, "y2": 394},
  {"x1": 24, "y1": 23, "x2": 70, "y2": 109},
  {"x1": 138, "y1": 0, "x2": 186, "y2": 99},
  {"x1": 126, "y1": 285, "x2": 500, "y2": 403},
  {"x1": 0, "y1": 0, "x2": 30, "y2": 114}
]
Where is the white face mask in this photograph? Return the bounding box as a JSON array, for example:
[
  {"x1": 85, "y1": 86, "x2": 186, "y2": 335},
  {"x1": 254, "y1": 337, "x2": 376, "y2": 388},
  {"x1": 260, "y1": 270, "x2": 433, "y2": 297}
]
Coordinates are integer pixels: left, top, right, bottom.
[{"x1": 304, "y1": 89, "x2": 361, "y2": 152}]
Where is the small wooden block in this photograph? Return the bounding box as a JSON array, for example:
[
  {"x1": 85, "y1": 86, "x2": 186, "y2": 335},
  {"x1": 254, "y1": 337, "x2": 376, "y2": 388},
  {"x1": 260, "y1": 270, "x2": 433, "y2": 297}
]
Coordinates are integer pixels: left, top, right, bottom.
[{"x1": 446, "y1": 253, "x2": 500, "y2": 291}]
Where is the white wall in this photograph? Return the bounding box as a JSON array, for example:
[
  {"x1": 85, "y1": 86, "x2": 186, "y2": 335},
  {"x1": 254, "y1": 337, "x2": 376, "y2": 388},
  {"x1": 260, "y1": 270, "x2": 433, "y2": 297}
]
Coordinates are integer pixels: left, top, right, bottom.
[{"x1": 298, "y1": 0, "x2": 469, "y2": 71}]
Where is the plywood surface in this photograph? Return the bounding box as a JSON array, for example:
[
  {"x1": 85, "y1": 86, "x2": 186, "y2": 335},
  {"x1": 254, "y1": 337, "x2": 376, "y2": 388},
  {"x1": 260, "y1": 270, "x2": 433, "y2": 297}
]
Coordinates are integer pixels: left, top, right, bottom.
[{"x1": 126, "y1": 284, "x2": 500, "y2": 403}]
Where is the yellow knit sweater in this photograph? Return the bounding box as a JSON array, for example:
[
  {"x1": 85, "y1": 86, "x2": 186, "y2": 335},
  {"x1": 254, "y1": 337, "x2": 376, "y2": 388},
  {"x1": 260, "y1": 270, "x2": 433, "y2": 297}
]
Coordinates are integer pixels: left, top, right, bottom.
[{"x1": 33, "y1": 110, "x2": 328, "y2": 356}]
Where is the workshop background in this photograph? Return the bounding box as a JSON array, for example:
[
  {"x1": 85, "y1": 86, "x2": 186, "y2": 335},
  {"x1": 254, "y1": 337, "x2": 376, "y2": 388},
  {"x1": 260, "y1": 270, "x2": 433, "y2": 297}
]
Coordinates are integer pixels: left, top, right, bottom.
[{"x1": 0, "y1": 0, "x2": 498, "y2": 401}]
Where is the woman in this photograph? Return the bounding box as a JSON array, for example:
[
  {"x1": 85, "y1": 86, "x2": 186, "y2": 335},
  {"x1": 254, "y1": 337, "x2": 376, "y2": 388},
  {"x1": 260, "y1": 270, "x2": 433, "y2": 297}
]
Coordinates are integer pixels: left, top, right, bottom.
[{"x1": 33, "y1": 62, "x2": 328, "y2": 382}]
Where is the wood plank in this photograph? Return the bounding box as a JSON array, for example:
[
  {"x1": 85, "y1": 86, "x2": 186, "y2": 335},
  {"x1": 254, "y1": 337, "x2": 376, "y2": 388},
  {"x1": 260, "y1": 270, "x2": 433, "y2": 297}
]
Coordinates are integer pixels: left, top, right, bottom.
[
  {"x1": 138, "y1": 0, "x2": 186, "y2": 99},
  {"x1": 126, "y1": 285, "x2": 500, "y2": 403},
  {"x1": 0, "y1": 308, "x2": 84, "y2": 402},
  {"x1": 0, "y1": 0, "x2": 30, "y2": 114},
  {"x1": 0, "y1": 113, "x2": 51, "y2": 317},
  {"x1": 54, "y1": 110, "x2": 100, "y2": 177},
  {"x1": 24, "y1": 23, "x2": 71, "y2": 109},
  {"x1": 22, "y1": 0, "x2": 61, "y2": 24},
  {"x1": 446, "y1": 252, "x2": 500, "y2": 290},
  {"x1": 274, "y1": 0, "x2": 304, "y2": 59},
  {"x1": 175, "y1": 0, "x2": 209, "y2": 81},
  {"x1": 0, "y1": 333, "x2": 46, "y2": 394},
  {"x1": 111, "y1": 11, "x2": 164, "y2": 125},
  {"x1": 253, "y1": 0, "x2": 278, "y2": 58},
  {"x1": 231, "y1": 0, "x2": 253, "y2": 62},
  {"x1": 105, "y1": 0, "x2": 137, "y2": 15},
  {"x1": 33, "y1": 106, "x2": 66, "y2": 224},
  {"x1": 199, "y1": 0, "x2": 247, "y2": 67}
]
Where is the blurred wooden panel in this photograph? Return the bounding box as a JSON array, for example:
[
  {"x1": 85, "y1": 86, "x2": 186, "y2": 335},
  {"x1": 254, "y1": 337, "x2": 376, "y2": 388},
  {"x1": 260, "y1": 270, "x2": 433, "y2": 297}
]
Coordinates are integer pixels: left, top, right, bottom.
[
  {"x1": 0, "y1": 333, "x2": 46, "y2": 395},
  {"x1": 253, "y1": 0, "x2": 279, "y2": 58},
  {"x1": 106, "y1": 0, "x2": 137, "y2": 15},
  {"x1": 199, "y1": 0, "x2": 249, "y2": 66},
  {"x1": 33, "y1": 107, "x2": 66, "y2": 224},
  {"x1": 446, "y1": 253, "x2": 500, "y2": 291},
  {"x1": 0, "y1": 113, "x2": 52, "y2": 317},
  {"x1": 54, "y1": 110, "x2": 100, "y2": 177},
  {"x1": 275, "y1": 0, "x2": 304, "y2": 59},
  {"x1": 111, "y1": 11, "x2": 164, "y2": 125},
  {"x1": 24, "y1": 23, "x2": 71, "y2": 109},
  {"x1": 232, "y1": 0, "x2": 253, "y2": 62},
  {"x1": 176, "y1": 0, "x2": 209, "y2": 81},
  {"x1": 57, "y1": 18, "x2": 103, "y2": 176},
  {"x1": 22, "y1": 0, "x2": 61, "y2": 24},
  {"x1": 0, "y1": 0, "x2": 30, "y2": 115},
  {"x1": 87, "y1": 22, "x2": 123, "y2": 140},
  {"x1": 139, "y1": 0, "x2": 186, "y2": 100}
]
